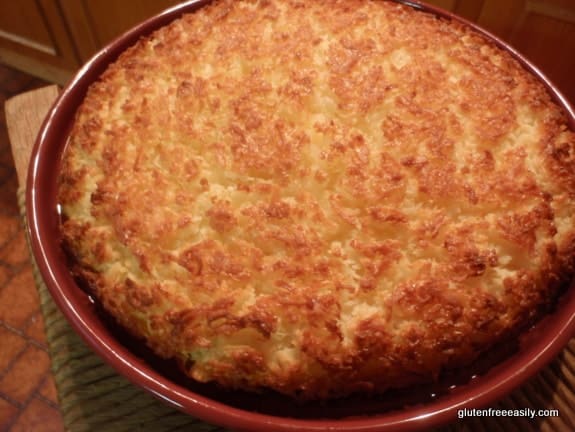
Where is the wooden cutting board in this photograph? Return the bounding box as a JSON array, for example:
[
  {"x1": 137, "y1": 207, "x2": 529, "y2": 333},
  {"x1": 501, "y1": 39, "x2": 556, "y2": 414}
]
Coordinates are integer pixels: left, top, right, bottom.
[
  {"x1": 6, "y1": 85, "x2": 60, "y2": 188},
  {"x1": 5, "y1": 85, "x2": 575, "y2": 432}
]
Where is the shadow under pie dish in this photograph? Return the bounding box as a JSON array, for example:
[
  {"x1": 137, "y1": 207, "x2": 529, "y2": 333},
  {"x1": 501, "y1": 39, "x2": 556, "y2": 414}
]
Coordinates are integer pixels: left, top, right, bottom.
[{"x1": 27, "y1": 0, "x2": 575, "y2": 430}]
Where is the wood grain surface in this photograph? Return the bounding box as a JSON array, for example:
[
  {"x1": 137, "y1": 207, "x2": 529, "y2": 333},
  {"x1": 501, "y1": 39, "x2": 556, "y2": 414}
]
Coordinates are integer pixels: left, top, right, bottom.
[{"x1": 5, "y1": 84, "x2": 59, "y2": 187}]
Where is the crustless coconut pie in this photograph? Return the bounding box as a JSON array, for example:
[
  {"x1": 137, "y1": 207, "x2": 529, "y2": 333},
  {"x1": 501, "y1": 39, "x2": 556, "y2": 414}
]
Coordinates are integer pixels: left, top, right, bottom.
[{"x1": 58, "y1": 0, "x2": 575, "y2": 399}]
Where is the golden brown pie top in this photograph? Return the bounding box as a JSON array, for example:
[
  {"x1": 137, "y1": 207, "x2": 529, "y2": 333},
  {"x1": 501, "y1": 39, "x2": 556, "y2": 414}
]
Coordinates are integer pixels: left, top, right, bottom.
[{"x1": 59, "y1": 0, "x2": 575, "y2": 399}]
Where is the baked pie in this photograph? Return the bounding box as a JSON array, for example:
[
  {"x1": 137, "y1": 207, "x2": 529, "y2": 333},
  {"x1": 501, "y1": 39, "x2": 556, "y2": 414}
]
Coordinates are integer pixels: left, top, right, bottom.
[{"x1": 58, "y1": 0, "x2": 575, "y2": 399}]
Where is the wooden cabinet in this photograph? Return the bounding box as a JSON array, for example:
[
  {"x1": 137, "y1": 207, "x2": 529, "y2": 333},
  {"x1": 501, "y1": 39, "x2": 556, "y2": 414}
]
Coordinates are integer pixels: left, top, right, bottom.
[
  {"x1": 0, "y1": 0, "x2": 80, "y2": 84},
  {"x1": 423, "y1": 0, "x2": 487, "y2": 22},
  {"x1": 426, "y1": 0, "x2": 575, "y2": 104},
  {"x1": 0, "y1": 0, "x2": 180, "y2": 84},
  {"x1": 0, "y1": 0, "x2": 574, "y2": 104},
  {"x1": 59, "y1": 0, "x2": 181, "y2": 64},
  {"x1": 483, "y1": 0, "x2": 575, "y2": 106}
]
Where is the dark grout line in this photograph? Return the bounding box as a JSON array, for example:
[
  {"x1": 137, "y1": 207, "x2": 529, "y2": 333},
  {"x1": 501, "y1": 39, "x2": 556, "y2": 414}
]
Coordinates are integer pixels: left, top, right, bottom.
[
  {"x1": 0, "y1": 337, "x2": 27, "y2": 380},
  {"x1": 0, "y1": 385, "x2": 23, "y2": 410},
  {"x1": 0, "y1": 320, "x2": 50, "y2": 354},
  {"x1": 34, "y1": 392, "x2": 60, "y2": 412}
]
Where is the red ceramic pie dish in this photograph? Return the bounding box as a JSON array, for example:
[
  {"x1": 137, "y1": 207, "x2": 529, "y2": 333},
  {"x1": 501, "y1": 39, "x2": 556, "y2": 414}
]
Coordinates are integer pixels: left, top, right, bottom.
[{"x1": 26, "y1": 1, "x2": 575, "y2": 431}]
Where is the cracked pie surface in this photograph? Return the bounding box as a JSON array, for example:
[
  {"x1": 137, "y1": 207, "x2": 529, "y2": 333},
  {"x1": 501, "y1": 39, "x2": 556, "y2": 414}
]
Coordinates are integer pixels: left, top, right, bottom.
[{"x1": 58, "y1": 0, "x2": 575, "y2": 399}]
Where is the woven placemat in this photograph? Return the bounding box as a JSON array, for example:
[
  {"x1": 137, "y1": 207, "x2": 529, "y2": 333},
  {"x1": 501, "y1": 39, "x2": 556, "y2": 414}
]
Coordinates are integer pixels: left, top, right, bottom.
[{"x1": 18, "y1": 186, "x2": 575, "y2": 432}]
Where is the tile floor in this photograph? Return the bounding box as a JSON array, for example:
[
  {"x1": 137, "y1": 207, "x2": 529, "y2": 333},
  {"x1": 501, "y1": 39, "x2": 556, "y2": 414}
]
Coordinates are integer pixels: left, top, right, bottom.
[{"x1": 0, "y1": 63, "x2": 65, "y2": 431}]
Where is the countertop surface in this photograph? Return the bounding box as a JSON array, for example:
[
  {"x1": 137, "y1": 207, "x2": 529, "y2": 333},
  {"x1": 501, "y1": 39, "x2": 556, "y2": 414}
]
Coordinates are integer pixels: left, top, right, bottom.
[{"x1": 0, "y1": 63, "x2": 64, "y2": 432}]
